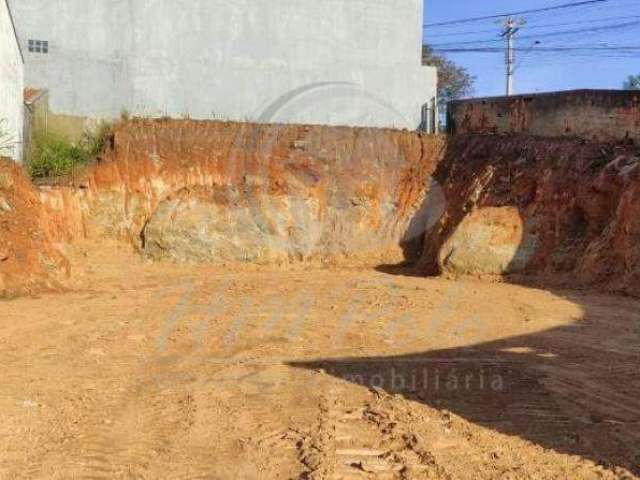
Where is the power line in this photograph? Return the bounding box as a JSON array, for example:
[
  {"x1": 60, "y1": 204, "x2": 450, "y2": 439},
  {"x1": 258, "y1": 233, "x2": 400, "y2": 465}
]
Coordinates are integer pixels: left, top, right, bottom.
[
  {"x1": 434, "y1": 46, "x2": 640, "y2": 52},
  {"x1": 423, "y1": 0, "x2": 640, "y2": 94},
  {"x1": 427, "y1": 14, "x2": 640, "y2": 38},
  {"x1": 429, "y1": 19, "x2": 640, "y2": 47},
  {"x1": 432, "y1": 43, "x2": 640, "y2": 64},
  {"x1": 524, "y1": 13, "x2": 640, "y2": 29},
  {"x1": 528, "y1": 48, "x2": 640, "y2": 56},
  {"x1": 424, "y1": 0, "x2": 607, "y2": 28}
]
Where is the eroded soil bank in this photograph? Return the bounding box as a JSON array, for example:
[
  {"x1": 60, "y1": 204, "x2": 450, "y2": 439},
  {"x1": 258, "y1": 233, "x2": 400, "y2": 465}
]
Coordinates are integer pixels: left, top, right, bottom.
[
  {"x1": 420, "y1": 135, "x2": 640, "y2": 296},
  {"x1": 8, "y1": 120, "x2": 639, "y2": 299},
  {"x1": 40, "y1": 120, "x2": 445, "y2": 266},
  {"x1": 0, "y1": 160, "x2": 69, "y2": 297}
]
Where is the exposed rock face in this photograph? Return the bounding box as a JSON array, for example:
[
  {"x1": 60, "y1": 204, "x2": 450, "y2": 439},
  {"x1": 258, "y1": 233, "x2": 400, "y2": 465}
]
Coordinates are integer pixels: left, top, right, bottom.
[
  {"x1": 0, "y1": 159, "x2": 69, "y2": 297},
  {"x1": 438, "y1": 206, "x2": 537, "y2": 275},
  {"x1": 419, "y1": 135, "x2": 640, "y2": 296},
  {"x1": 41, "y1": 120, "x2": 446, "y2": 266},
  {"x1": 144, "y1": 189, "x2": 324, "y2": 264},
  {"x1": 31, "y1": 120, "x2": 640, "y2": 297}
]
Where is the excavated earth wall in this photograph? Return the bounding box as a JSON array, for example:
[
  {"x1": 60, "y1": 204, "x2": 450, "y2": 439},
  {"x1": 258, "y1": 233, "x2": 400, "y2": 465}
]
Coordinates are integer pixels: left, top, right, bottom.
[
  {"x1": 420, "y1": 135, "x2": 640, "y2": 297},
  {"x1": 39, "y1": 120, "x2": 445, "y2": 266},
  {"x1": 3, "y1": 119, "x2": 640, "y2": 298},
  {"x1": 0, "y1": 159, "x2": 69, "y2": 297}
]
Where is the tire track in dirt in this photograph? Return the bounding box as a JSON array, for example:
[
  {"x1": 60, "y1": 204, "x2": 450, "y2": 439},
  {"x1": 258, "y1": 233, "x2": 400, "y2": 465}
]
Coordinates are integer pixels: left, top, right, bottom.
[
  {"x1": 542, "y1": 371, "x2": 640, "y2": 423},
  {"x1": 296, "y1": 385, "x2": 452, "y2": 480},
  {"x1": 24, "y1": 362, "x2": 217, "y2": 479},
  {"x1": 106, "y1": 357, "x2": 228, "y2": 480},
  {"x1": 21, "y1": 374, "x2": 127, "y2": 480},
  {"x1": 113, "y1": 383, "x2": 198, "y2": 478}
]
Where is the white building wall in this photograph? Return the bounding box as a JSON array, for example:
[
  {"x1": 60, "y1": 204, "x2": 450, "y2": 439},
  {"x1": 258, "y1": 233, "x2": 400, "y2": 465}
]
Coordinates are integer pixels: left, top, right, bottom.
[
  {"x1": 9, "y1": 0, "x2": 436, "y2": 129},
  {"x1": 0, "y1": 0, "x2": 24, "y2": 161}
]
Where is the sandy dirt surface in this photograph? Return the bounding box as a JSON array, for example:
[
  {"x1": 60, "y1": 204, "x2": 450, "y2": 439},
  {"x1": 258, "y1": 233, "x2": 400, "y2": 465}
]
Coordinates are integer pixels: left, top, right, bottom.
[{"x1": 0, "y1": 242, "x2": 639, "y2": 479}]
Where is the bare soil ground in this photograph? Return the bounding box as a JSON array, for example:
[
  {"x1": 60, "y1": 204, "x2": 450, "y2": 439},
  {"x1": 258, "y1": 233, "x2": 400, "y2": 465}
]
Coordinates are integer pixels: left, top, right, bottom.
[{"x1": 0, "y1": 242, "x2": 638, "y2": 479}]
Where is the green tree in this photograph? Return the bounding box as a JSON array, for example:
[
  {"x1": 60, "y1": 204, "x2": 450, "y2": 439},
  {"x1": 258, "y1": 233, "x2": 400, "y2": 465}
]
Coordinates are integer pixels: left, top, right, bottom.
[
  {"x1": 623, "y1": 75, "x2": 640, "y2": 90},
  {"x1": 422, "y1": 45, "x2": 475, "y2": 111}
]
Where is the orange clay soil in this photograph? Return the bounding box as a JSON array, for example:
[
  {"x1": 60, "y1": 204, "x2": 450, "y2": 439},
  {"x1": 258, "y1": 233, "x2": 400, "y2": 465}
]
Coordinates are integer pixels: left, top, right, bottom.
[
  {"x1": 0, "y1": 240, "x2": 638, "y2": 479},
  {"x1": 0, "y1": 159, "x2": 69, "y2": 298},
  {"x1": 2, "y1": 122, "x2": 640, "y2": 478}
]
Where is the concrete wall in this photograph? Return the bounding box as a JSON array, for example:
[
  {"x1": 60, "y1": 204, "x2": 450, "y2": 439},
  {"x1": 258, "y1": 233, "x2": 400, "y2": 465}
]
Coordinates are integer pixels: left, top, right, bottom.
[
  {"x1": 9, "y1": 0, "x2": 436, "y2": 131},
  {"x1": 0, "y1": 0, "x2": 24, "y2": 161},
  {"x1": 448, "y1": 90, "x2": 640, "y2": 143}
]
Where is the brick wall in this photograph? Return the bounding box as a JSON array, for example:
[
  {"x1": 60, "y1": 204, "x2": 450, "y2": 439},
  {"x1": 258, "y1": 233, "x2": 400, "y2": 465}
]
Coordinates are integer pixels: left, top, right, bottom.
[{"x1": 448, "y1": 90, "x2": 640, "y2": 143}]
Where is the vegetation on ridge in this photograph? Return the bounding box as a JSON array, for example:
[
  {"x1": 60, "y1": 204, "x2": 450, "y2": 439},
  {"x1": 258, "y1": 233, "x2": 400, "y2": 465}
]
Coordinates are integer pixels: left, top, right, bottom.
[{"x1": 27, "y1": 122, "x2": 114, "y2": 179}]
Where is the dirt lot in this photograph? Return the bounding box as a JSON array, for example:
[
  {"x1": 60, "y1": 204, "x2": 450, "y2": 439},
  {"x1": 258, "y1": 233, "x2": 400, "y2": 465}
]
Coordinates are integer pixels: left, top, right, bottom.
[{"x1": 0, "y1": 241, "x2": 638, "y2": 479}]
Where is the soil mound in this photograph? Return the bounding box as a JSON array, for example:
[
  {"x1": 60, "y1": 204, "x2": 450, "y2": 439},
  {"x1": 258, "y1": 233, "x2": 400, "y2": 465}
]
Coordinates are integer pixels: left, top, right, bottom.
[{"x1": 0, "y1": 159, "x2": 69, "y2": 297}]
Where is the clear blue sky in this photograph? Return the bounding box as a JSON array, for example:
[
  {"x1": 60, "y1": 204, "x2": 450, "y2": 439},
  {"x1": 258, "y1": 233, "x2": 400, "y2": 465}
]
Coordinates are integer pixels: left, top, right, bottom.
[{"x1": 423, "y1": 0, "x2": 640, "y2": 98}]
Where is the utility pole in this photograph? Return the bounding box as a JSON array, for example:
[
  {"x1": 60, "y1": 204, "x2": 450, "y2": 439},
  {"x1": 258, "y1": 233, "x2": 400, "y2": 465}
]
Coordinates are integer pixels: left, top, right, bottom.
[{"x1": 501, "y1": 17, "x2": 525, "y2": 96}]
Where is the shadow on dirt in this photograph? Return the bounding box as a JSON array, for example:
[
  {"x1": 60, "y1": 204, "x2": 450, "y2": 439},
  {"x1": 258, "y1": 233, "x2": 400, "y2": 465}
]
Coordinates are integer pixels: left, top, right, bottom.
[
  {"x1": 300, "y1": 136, "x2": 640, "y2": 474},
  {"x1": 289, "y1": 291, "x2": 640, "y2": 474}
]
